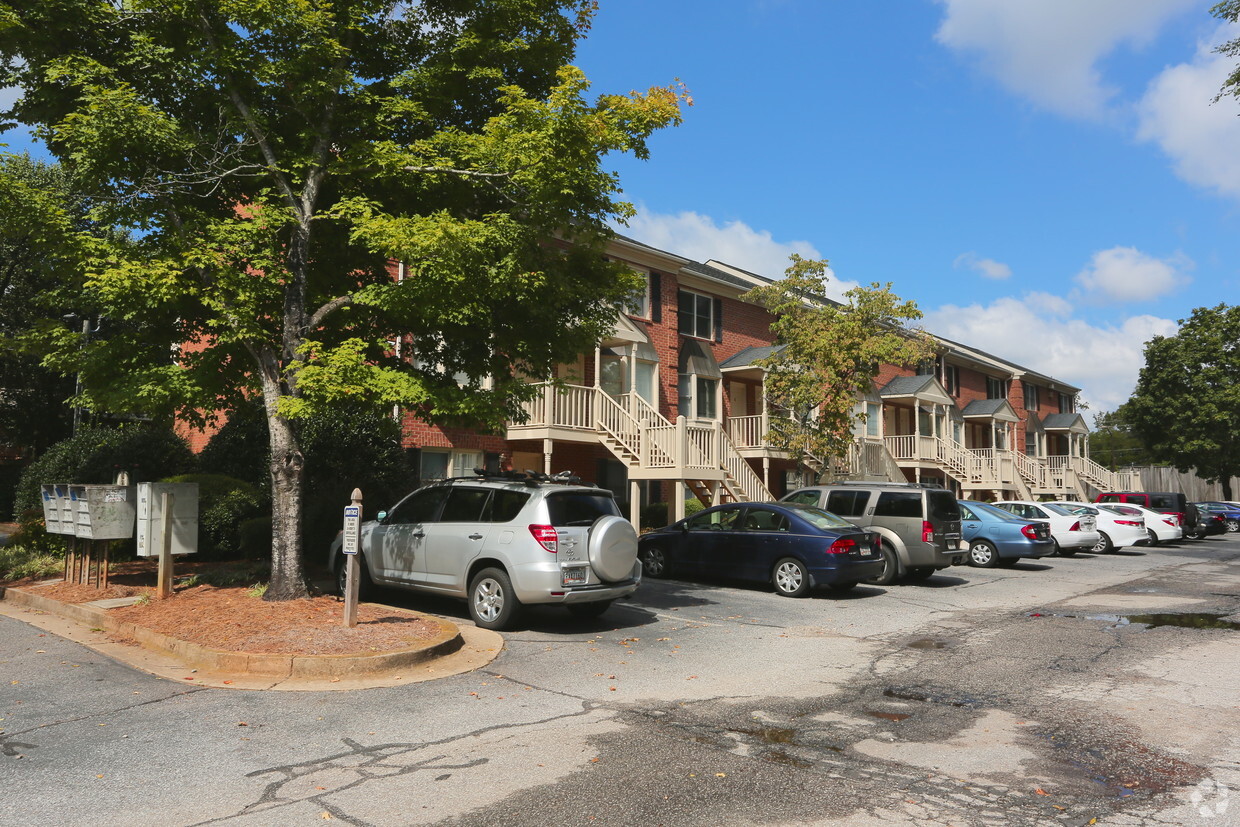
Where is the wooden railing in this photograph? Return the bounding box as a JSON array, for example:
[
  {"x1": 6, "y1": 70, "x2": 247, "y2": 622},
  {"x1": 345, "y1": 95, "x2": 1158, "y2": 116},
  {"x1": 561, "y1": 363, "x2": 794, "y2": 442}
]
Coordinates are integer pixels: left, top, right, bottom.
[
  {"x1": 718, "y1": 425, "x2": 774, "y2": 501},
  {"x1": 726, "y1": 414, "x2": 767, "y2": 449}
]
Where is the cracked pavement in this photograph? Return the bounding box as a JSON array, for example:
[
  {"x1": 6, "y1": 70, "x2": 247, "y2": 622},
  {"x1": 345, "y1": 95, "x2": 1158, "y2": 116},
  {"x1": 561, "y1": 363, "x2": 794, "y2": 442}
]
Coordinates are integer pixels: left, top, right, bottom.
[{"x1": 2, "y1": 535, "x2": 1238, "y2": 826}]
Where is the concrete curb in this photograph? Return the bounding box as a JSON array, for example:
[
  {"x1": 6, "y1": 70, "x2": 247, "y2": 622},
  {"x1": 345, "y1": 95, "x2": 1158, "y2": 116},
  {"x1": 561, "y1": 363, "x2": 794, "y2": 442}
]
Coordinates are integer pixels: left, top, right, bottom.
[{"x1": 0, "y1": 585, "x2": 504, "y2": 690}]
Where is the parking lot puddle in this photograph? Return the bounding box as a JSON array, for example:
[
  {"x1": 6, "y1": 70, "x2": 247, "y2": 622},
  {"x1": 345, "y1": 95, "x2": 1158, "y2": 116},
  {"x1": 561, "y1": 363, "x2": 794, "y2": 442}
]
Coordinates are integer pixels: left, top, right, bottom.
[
  {"x1": 1124, "y1": 612, "x2": 1240, "y2": 630},
  {"x1": 906, "y1": 638, "x2": 947, "y2": 649},
  {"x1": 865, "y1": 710, "x2": 912, "y2": 722}
]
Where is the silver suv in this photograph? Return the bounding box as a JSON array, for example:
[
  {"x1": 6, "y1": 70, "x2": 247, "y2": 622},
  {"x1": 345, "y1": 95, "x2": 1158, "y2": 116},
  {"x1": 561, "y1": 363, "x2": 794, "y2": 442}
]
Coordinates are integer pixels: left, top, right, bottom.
[
  {"x1": 780, "y1": 482, "x2": 965, "y2": 584},
  {"x1": 328, "y1": 472, "x2": 641, "y2": 630}
]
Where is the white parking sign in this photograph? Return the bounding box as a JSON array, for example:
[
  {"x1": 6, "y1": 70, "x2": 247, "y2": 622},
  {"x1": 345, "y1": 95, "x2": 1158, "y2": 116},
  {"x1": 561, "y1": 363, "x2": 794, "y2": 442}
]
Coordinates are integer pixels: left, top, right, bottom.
[{"x1": 342, "y1": 505, "x2": 360, "y2": 555}]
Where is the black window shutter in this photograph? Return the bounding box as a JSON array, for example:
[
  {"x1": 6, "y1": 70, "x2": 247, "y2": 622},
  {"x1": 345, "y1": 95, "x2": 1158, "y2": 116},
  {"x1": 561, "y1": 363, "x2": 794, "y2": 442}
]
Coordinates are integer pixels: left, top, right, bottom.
[
  {"x1": 649, "y1": 271, "x2": 662, "y2": 322},
  {"x1": 713, "y1": 297, "x2": 724, "y2": 342}
]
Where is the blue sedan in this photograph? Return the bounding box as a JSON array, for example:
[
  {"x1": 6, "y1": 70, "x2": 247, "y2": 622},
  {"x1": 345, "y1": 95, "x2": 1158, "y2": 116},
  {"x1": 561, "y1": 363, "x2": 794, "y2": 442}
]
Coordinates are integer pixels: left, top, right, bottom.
[
  {"x1": 958, "y1": 500, "x2": 1056, "y2": 567},
  {"x1": 1198, "y1": 502, "x2": 1240, "y2": 533},
  {"x1": 637, "y1": 502, "x2": 885, "y2": 596}
]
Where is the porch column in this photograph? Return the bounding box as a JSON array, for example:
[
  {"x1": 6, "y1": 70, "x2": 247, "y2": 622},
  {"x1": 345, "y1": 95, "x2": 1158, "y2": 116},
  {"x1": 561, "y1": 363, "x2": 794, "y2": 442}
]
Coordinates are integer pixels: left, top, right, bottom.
[
  {"x1": 711, "y1": 481, "x2": 722, "y2": 506},
  {"x1": 543, "y1": 438, "x2": 553, "y2": 474},
  {"x1": 630, "y1": 480, "x2": 641, "y2": 529},
  {"x1": 672, "y1": 480, "x2": 686, "y2": 522},
  {"x1": 593, "y1": 344, "x2": 601, "y2": 388},
  {"x1": 762, "y1": 457, "x2": 770, "y2": 490}
]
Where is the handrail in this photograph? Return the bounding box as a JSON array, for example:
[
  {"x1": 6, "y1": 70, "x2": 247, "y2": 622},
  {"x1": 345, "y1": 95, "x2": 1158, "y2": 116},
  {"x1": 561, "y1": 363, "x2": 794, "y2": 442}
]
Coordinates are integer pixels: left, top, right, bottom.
[{"x1": 717, "y1": 424, "x2": 774, "y2": 501}]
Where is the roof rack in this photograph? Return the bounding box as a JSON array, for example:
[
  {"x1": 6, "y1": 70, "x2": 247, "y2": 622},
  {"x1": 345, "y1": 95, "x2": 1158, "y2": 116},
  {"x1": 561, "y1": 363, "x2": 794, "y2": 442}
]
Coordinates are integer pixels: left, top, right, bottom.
[{"x1": 427, "y1": 469, "x2": 588, "y2": 487}]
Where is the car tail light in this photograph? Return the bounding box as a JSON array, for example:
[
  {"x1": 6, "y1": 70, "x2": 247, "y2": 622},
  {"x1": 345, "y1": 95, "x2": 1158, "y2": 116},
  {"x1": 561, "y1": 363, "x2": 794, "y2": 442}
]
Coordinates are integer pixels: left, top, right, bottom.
[
  {"x1": 1020, "y1": 524, "x2": 1041, "y2": 541},
  {"x1": 1163, "y1": 517, "x2": 1177, "y2": 527},
  {"x1": 529, "y1": 524, "x2": 558, "y2": 553},
  {"x1": 1068, "y1": 521, "x2": 1081, "y2": 532},
  {"x1": 828, "y1": 537, "x2": 856, "y2": 555},
  {"x1": 922, "y1": 520, "x2": 934, "y2": 543}
]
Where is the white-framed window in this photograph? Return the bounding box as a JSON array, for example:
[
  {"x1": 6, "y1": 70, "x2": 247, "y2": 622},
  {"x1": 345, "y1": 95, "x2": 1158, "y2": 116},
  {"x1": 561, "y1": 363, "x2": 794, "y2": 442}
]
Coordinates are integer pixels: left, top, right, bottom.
[
  {"x1": 986, "y1": 376, "x2": 1007, "y2": 400},
  {"x1": 1058, "y1": 392, "x2": 1074, "y2": 414},
  {"x1": 420, "y1": 450, "x2": 483, "y2": 481},
  {"x1": 623, "y1": 269, "x2": 651, "y2": 318},
  {"x1": 866, "y1": 402, "x2": 881, "y2": 437},
  {"x1": 944, "y1": 365, "x2": 959, "y2": 395},
  {"x1": 679, "y1": 373, "x2": 719, "y2": 419},
  {"x1": 677, "y1": 289, "x2": 717, "y2": 340},
  {"x1": 1022, "y1": 381, "x2": 1039, "y2": 411}
]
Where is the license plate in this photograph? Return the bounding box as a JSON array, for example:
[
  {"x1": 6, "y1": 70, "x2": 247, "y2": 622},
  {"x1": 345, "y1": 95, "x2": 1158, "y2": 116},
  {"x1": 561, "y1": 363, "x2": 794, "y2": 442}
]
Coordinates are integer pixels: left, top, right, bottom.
[{"x1": 562, "y1": 567, "x2": 588, "y2": 586}]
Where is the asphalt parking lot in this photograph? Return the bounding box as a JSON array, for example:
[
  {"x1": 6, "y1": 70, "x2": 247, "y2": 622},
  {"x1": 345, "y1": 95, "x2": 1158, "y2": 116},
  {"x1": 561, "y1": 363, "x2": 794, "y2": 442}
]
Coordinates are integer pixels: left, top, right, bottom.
[{"x1": 2, "y1": 533, "x2": 1238, "y2": 826}]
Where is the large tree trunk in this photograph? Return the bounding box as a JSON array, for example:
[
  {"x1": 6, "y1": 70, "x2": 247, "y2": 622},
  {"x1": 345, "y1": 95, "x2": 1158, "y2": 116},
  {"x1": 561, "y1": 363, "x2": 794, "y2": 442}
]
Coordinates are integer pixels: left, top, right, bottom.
[{"x1": 259, "y1": 357, "x2": 310, "y2": 601}]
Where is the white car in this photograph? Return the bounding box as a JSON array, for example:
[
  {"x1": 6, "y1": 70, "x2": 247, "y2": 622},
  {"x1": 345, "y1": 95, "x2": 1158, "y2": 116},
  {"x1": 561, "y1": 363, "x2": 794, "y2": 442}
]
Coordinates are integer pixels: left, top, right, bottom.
[
  {"x1": 1056, "y1": 501, "x2": 1146, "y2": 553},
  {"x1": 1098, "y1": 502, "x2": 1183, "y2": 546},
  {"x1": 992, "y1": 501, "x2": 1100, "y2": 556}
]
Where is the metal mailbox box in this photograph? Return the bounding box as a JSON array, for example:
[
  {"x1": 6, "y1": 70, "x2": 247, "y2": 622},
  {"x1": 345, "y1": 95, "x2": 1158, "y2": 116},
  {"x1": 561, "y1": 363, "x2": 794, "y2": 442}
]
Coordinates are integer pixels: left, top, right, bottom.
[
  {"x1": 67, "y1": 485, "x2": 137, "y2": 541},
  {"x1": 136, "y1": 482, "x2": 199, "y2": 557},
  {"x1": 40, "y1": 484, "x2": 74, "y2": 535}
]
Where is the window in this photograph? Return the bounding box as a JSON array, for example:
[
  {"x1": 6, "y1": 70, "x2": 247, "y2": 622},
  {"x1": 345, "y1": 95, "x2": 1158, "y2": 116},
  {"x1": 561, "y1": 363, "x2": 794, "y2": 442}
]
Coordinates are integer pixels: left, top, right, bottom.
[
  {"x1": 439, "y1": 488, "x2": 492, "y2": 522},
  {"x1": 784, "y1": 490, "x2": 822, "y2": 507},
  {"x1": 1025, "y1": 430, "x2": 1038, "y2": 456},
  {"x1": 485, "y1": 490, "x2": 530, "y2": 523},
  {"x1": 985, "y1": 376, "x2": 1007, "y2": 400},
  {"x1": 1022, "y1": 381, "x2": 1039, "y2": 411},
  {"x1": 873, "y1": 491, "x2": 922, "y2": 518},
  {"x1": 624, "y1": 270, "x2": 651, "y2": 318},
  {"x1": 826, "y1": 489, "x2": 870, "y2": 517},
  {"x1": 420, "y1": 450, "x2": 481, "y2": 481},
  {"x1": 600, "y1": 354, "x2": 625, "y2": 398},
  {"x1": 866, "y1": 402, "x2": 880, "y2": 437},
  {"x1": 545, "y1": 492, "x2": 622, "y2": 526},
  {"x1": 1058, "y1": 392, "x2": 1074, "y2": 414},
  {"x1": 677, "y1": 289, "x2": 720, "y2": 340},
  {"x1": 959, "y1": 502, "x2": 978, "y2": 521},
  {"x1": 742, "y1": 509, "x2": 790, "y2": 532},
  {"x1": 943, "y1": 365, "x2": 959, "y2": 395},
  {"x1": 678, "y1": 373, "x2": 719, "y2": 419},
  {"x1": 635, "y1": 360, "x2": 658, "y2": 404},
  {"x1": 686, "y1": 506, "x2": 742, "y2": 531},
  {"x1": 388, "y1": 488, "x2": 449, "y2": 524}
]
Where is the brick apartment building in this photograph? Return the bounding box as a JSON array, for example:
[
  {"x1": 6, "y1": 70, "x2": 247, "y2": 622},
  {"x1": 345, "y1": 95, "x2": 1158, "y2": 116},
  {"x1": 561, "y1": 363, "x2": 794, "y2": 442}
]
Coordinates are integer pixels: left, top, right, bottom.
[{"x1": 396, "y1": 234, "x2": 1136, "y2": 528}]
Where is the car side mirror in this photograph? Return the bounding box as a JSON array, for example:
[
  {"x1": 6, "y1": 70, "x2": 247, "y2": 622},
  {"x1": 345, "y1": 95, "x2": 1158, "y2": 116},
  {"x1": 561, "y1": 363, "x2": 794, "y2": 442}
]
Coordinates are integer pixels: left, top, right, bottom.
[{"x1": 376, "y1": 510, "x2": 388, "y2": 523}]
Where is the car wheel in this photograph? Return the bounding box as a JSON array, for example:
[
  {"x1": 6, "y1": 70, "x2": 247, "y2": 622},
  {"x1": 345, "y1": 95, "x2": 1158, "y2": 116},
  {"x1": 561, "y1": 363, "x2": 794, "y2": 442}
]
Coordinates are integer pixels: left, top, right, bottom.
[
  {"x1": 772, "y1": 557, "x2": 811, "y2": 598},
  {"x1": 906, "y1": 566, "x2": 936, "y2": 580},
  {"x1": 968, "y1": 540, "x2": 999, "y2": 568},
  {"x1": 1227, "y1": 518, "x2": 1240, "y2": 533},
  {"x1": 468, "y1": 567, "x2": 522, "y2": 631},
  {"x1": 640, "y1": 545, "x2": 670, "y2": 578},
  {"x1": 1091, "y1": 531, "x2": 1114, "y2": 554},
  {"x1": 864, "y1": 545, "x2": 900, "y2": 586},
  {"x1": 1145, "y1": 528, "x2": 1159, "y2": 547},
  {"x1": 827, "y1": 581, "x2": 858, "y2": 593},
  {"x1": 1053, "y1": 539, "x2": 1076, "y2": 557},
  {"x1": 336, "y1": 553, "x2": 373, "y2": 601},
  {"x1": 566, "y1": 600, "x2": 613, "y2": 620}
]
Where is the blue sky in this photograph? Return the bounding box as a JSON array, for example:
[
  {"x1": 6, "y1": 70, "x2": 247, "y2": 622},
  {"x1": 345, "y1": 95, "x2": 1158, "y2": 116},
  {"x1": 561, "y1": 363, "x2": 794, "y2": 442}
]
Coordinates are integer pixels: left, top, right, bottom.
[
  {"x1": 3, "y1": 1, "x2": 1235, "y2": 414},
  {"x1": 575, "y1": 0, "x2": 1240, "y2": 413}
]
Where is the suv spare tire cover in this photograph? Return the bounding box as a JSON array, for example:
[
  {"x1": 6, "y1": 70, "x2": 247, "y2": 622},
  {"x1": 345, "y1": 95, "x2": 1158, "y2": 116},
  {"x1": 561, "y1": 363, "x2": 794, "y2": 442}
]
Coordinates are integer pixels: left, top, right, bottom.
[{"x1": 588, "y1": 515, "x2": 639, "y2": 582}]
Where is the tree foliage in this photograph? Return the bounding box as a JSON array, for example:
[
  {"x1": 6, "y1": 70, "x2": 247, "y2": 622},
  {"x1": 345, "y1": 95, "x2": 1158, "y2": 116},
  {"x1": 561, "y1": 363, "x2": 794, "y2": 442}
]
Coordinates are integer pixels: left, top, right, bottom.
[
  {"x1": 0, "y1": 0, "x2": 686, "y2": 598},
  {"x1": 1126, "y1": 303, "x2": 1240, "y2": 499},
  {"x1": 741, "y1": 256, "x2": 934, "y2": 473},
  {"x1": 1089, "y1": 407, "x2": 1158, "y2": 470}
]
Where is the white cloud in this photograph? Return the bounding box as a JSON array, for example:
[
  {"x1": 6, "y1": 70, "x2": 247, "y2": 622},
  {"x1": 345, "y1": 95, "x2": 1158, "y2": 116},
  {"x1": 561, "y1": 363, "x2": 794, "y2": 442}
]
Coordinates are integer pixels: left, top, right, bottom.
[
  {"x1": 953, "y1": 251, "x2": 1012, "y2": 279},
  {"x1": 1074, "y1": 246, "x2": 1189, "y2": 302},
  {"x1": 923, "y1": 297, "x2": 1178, "y2": 411},
  {"x1": 618, "y1": 208, "x2": 862, "y2": 299},
  {"x1": 1136, "y1": 25, "x2": 1240, "y2": 199},
  {"x1": 935, "y1": 0, "x2": 1197, "y2": 119}
]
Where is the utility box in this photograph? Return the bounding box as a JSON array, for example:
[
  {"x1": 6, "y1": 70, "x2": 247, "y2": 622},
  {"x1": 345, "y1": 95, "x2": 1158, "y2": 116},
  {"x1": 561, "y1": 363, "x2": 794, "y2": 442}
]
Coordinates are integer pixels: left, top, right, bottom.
[
  {"x1": 136, "y1": 482, "x2": 199, "y2": 557},
  {"x1": 68, "y1": 485, "x2": 137, "y2": 541},
  {"x1": 40, "y1": 484, "x2": 74, "y2": 535}
]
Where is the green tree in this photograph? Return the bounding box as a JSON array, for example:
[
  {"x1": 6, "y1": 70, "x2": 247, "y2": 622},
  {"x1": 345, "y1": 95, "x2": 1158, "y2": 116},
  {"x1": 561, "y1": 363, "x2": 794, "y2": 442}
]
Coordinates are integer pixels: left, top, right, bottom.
[
  {"x1": 0, "y1": 0, "x2": 686, "y2": 599},
  {"x1": 1125, "y1": 304, "x2": 1240, "y2": 500},
  {"x1": 0, "y1": 154, "x2": 86, "y2": 459},
  {"x1": 1089, "y1": 407, "x2": 1157, "y2": 470},
  {"x1": 741, "y1": 256, "x2": 934, "y2": 475}
]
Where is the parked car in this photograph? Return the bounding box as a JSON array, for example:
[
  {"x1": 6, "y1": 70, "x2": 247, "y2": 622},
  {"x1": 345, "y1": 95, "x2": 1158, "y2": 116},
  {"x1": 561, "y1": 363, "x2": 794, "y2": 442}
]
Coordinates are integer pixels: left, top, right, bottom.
[
  {"x1": 991, "y1": 501, "x2": 1100, "y2": 555},
  {"x1": 1055, "y1": 501, "x2": 1146, "y2": 553},
  {"x1": 327, "y1": 472, "x2": 641, "y2": 630},
  {"x1": 1096, "y1": 502, "x2": 1182, "y2": 546},
  {"x1": 957, "y1": 500, "x2": 1055, "y2": 567},
  {"x1": 637, "y1": 501, "x2": 886, "y2": 596},
  {"x1": 1197, "y1": 502, "x2": 1240, "y2": 533},
  {"x1": 1186, "y1": 504, "x2": 1228, "y2": 540},
  {"x1": 1094, "y1": 491, "x2": 1197, "y2": 536},
  {"x1": 780, "y1": 482, "x2": 965, "y2": 585}
]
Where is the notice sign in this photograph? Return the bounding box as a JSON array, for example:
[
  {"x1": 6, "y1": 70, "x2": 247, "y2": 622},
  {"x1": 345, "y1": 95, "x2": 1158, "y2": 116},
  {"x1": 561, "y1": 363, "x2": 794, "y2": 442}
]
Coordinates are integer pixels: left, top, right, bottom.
[{"x1": 342, "y1": 505, "x2": 360, "y2": 555}]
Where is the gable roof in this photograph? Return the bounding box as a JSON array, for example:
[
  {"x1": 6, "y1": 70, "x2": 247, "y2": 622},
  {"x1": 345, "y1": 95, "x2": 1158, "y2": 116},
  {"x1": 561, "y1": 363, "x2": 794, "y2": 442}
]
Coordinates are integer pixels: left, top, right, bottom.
[
  {"x1": 960, "y1": 399, "x2": 1020, "y2": 422},
  {"x1": 1042, "y1": 412, "x2": 1089, "y2": 432},
  {"x1": 720, "y1": 345, "x2": 784, "y2": 370}
]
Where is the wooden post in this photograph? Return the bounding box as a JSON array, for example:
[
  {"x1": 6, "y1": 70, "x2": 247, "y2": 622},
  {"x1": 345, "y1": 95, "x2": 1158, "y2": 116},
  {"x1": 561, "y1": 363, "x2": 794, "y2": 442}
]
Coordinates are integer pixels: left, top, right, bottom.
[
  {"x1": 64, "y1": 535, "x2": 74, "y2": 583},
  {"x1": 157, "y1": 491, "x2": 174, "y2": 599},
  {"x1": 100, "y1": 541, "x2": 110, "y2": 590},
  {"x1": 342, "y1": 488, "x2": 363, "y2": 628}
]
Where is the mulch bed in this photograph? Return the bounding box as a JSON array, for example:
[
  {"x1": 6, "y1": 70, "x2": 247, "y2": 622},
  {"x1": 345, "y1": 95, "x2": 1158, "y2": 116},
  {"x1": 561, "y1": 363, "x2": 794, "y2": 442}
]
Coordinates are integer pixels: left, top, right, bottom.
[{"x1": 17, "y1": 560, "x2": 444, "y2": 656}]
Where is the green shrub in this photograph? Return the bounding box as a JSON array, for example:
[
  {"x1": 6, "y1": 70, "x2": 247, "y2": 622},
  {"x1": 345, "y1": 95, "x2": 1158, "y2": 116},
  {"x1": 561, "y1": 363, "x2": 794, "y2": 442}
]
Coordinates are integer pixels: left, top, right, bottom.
[
  {"x1": 640, "y1": 501, "x2": 669, "y2": 528},
  {"x1": 161, "y1": 473, "x2": 266, "y2": 559},
  {"x1": 684, "y1": 499, "x2": 706, "y2": 517},
  {"x1": 238, "y1": 515, "x2": 272, "y2": 557},
  {"x1": 13, "y1": 425, "x2": 195, "y2": 518},
  {"x1": 0, "y1": 544, "x2": 63, "y2": 582},
  {"x1": 6, "y1": 506, "x2": 67, "y2": 555}
]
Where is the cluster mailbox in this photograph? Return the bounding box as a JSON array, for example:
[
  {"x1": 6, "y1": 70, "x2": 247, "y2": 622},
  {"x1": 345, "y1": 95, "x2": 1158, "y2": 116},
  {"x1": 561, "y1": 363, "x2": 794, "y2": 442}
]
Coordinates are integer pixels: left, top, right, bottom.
[
  {"x1": 136, "y1": 482, "x2": 199, "y2": 557},
  {"x1": 67, "y1": 485, "x2": 137, "y2": 540},
  {"x1": 40, "y1": 484, "x2": 74, "y2": 535}
]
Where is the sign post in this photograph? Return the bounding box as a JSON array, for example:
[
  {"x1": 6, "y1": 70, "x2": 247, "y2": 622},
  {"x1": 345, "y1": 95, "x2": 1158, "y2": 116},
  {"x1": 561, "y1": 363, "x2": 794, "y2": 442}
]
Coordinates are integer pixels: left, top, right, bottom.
[
  {"x1": 342, "y1": 488, "x2": 362, "y2": 628},
  {"x1": 157, "y1": 490, "x2": 174, "y2": 599}
]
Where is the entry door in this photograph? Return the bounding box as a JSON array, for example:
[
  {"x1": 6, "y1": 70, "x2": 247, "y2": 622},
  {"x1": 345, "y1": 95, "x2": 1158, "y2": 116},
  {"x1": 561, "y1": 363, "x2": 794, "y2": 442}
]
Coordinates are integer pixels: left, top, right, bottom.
[
  {"x1": 421, "y1": 487, "x2": 492, "y2": 591},
  {"x1": 371, "y1": 487, "x2": 448, "y2": 583}
]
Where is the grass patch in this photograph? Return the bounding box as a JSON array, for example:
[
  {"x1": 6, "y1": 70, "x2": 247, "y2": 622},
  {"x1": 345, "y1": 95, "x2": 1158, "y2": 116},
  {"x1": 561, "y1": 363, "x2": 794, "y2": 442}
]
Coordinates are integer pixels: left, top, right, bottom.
[{"x1": 0, "y1": 544, "x2": 63, "y2": 582}]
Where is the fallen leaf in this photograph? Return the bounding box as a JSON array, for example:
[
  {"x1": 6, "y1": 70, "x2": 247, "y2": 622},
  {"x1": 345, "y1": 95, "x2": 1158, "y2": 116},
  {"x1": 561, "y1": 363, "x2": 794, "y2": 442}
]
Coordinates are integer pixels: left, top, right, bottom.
[
  {"x1": 321, "y1": 813, "x2": 333, "y2": 820},
  {"x1": 222, "y1": 680, "x2": 233, "y2": 685},
  {"x1": 1034, "y1": 788, "x2": 1050, "y2": 796},
  {"x1": 1053, "y1": 805, "x2": 1066, "y2": 811},
  {"x1": 715, "y1": 773, "x2": 726, "y2": 778},
  {"x1": 237, "y1": 722, "x2": 249, "y2": 727}
]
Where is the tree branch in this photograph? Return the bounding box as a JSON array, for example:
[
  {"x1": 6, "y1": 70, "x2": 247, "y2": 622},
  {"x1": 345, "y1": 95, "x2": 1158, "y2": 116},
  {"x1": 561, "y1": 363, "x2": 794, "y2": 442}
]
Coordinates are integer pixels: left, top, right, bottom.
[{"x1": 307, "y1": 295, "x2": 352, "y2": 330}]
